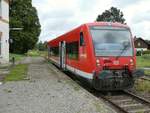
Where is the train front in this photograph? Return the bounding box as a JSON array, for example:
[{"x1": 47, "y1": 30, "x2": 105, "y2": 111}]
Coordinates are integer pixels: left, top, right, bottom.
[{"x1": 90, "y1": 23, "x2": 144, "y2": 91}]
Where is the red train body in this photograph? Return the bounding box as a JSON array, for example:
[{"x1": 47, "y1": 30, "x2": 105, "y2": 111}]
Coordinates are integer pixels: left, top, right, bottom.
[{"x1": 47, "y1": 22, "x2": 144, "y2": 91}]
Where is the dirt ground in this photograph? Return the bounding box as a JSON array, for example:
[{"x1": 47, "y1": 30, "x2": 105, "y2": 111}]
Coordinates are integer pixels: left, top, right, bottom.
[{"x1": 0, "y1": 57, "x2": 116, "y2": 113}]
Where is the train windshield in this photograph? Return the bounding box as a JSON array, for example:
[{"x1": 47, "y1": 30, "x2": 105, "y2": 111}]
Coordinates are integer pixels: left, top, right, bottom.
[{"x1": 90, "y1": 26, "x2": 133, "y2": 56}]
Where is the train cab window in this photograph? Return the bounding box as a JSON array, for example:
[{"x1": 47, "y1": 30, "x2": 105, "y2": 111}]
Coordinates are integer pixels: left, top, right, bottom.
[
  {"x1": 66, "y1": 41, "x2": 79, "y2": 60},
  {"x1": 80, "y1": 32, "x2": 85, "y2": 46}
]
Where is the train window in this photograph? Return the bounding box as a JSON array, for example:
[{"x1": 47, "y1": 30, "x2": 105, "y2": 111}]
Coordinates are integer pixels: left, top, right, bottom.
[
  {"x1": 80, "y1": 32, "x2": 85, "y2": 46},
  {"x1": 66, "y1": 41, "x2": 79, "y2": 60},
  {"x1": 90, "y1": 26, "x2": 133, "y2": 56},
  {"x1": 50, "y1": 47, "x2": 59, "y2": 56}
]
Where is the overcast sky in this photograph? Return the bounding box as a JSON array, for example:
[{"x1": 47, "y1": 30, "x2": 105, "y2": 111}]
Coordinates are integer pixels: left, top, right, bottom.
[{"x1": 32, "y1": 0, "x2": 150, "y2": 42}]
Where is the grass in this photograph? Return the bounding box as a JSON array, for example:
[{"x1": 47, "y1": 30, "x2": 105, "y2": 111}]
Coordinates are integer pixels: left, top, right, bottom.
[
  {"x1": 135, "y1": 79, "x2": 150, "y2": 93},
  {"x1": 136, "y1": 55, "x2": 150, "y2": 68},
  {"x1": 145, "y1": 70, "x2": 150, "y2": 75},
  {"x1": 136, "y1": 55, "x2": 150, "y2": 76},
  {"x1": 10, "y1": 50, "x2": 47, "y2": 61},
  {"x1": 9, "y1": 53, "x2": 26, "y2": 62},
  {"x1": 26, "y1": 50, "x2": 47, "y2": 57},
  {"x1": 4, "y1": 64, "x2": 28, "y2": 81},
  {"x1": 135, "y1": 55, "x2": 150, "y2": 93}
]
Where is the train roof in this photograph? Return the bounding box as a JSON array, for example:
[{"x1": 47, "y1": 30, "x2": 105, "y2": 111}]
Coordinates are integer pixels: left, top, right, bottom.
[
  {"x1": 48, "y1": 22, "x2": 129, "y2": 44},
  {"x1": 84, "y1": 22, "x2": 128, "y2": 28}
]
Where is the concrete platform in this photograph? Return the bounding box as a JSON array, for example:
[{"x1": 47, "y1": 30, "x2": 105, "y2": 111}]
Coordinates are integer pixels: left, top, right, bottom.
[{"x1": 0, "y1": 57, "x2": 116, "y2": 113}]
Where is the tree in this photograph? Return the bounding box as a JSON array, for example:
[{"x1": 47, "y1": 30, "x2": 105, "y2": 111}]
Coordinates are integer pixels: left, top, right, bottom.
[
  {"x1": 96, "y1": 7, "x2": 125, "y2": 24},
  {"x1": 10, "y1": 0, "x2": 41, "y2": 54},
  {"x1": 36, "y1": 41, "x2": 47, "y2": 51}
]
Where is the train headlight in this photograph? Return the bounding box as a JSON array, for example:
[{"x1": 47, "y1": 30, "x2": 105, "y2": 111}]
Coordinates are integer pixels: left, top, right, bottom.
[
  {"x1": 96, "y1": 59, "x2": 100, "y2": 66},
  {"x1": 130, "y1": 59, "x2": 134, "y2": 65}
]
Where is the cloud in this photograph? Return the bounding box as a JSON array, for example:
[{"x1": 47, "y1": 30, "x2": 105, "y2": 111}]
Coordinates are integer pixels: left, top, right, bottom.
[
  {"x1": 131, "y1": 10, "x2": 150, "y2": 24},
  {"x1": 120, "y1": 0, "x2": 150, "y2": 39},
  {"x1": 78, "y1": 0, "x2": 98, "y2": 11},
  {"x1": 112, "y1": 0, "x2": 141, "y2": 8},
  {"x1": 32, "y1": 0, "x2": 79, "y2": 41},
  {"x1": 33, "y1": 0, "x2": 114, "y2": 42},
  {"x1": 32, "y1": 0, "x2": 150, "y2": 41},
  {"x1": 131, "y1": 21, "x2": 150, "y2": 39}
]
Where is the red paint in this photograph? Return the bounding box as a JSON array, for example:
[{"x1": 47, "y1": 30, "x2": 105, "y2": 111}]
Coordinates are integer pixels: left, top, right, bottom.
[{"x1": 48, "y1": 22, "x2": 136, "y2": 77}]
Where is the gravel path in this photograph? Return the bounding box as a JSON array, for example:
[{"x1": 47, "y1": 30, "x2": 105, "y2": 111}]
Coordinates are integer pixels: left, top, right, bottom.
[{"x1": 0, "y1": 57, "x2": 116, "y2": 113}]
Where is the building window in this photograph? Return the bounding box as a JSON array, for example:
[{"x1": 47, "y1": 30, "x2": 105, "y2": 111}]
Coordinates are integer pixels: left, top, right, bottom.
[
  {"x1": 66, "y1": 41, "x2": 79, "y2": 60},
  {"x1": 138, "y1": 42, "x2": 141, "y2": 47},
  {"x1": 50, "y1": 47, "x2": 59, "y2": 56}
]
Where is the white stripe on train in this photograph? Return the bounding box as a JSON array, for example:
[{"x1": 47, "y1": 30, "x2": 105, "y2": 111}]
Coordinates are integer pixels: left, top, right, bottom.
[
  {"x1": 49, "y1": 58, "x2": 93, "y2": 79},
  {"x1": 66, "y1": 65, "x2": 93, "y2": 79}
]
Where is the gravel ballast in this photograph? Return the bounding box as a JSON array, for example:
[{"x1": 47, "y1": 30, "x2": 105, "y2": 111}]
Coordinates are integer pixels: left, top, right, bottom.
[{"x1": 0, "y1": 57, "x2": 116, "y2": 113}]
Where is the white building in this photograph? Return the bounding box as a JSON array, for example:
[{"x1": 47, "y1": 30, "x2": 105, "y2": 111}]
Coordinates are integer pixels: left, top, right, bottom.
[{"x1": 0, "y1": 0, "x2": 9, "y2": 64}]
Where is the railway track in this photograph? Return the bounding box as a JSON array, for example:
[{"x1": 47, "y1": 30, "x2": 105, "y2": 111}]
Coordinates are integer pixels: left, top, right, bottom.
[
  {"x1": 65, "y1": 72, "x2": 150, "y2": 113},
  {"x1": 140, "y1": 76, "x2": 150, "y2": 81},
  {"x1": 51, "y1": 63, "x2": 150, "y2": 113},
  {"x1": 96, "y1": 90, "x2": 150, "y2": 113},
  {"x1": 73, "y1": 78, "x2": 150, "y2": 113}
]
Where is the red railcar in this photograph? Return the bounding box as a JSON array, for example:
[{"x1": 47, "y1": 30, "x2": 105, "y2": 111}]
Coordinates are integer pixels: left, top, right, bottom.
[{"x1": 47, "y1": 22, "x2": 144, "y2": 91}]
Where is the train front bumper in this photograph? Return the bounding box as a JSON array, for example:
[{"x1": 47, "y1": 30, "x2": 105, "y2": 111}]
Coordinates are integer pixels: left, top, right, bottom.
[{"x1": 92, "y1": 69, "x2": 144, "y2": 91}]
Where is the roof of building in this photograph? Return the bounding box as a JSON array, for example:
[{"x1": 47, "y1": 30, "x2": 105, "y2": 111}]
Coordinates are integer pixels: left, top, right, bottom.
[{"x1": 134, "y1": 38, "x2": 150, "y2": 46}]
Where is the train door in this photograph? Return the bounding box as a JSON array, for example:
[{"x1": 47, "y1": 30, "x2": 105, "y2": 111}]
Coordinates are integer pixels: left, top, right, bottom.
[{"x1": 59, "y1": 41, "x2": 66, "y2": 70}]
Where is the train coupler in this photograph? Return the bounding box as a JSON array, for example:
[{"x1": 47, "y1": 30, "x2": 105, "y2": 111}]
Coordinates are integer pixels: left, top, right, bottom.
[{"x1": 92, "y1": 70, "x2": 134, "y2": 91}]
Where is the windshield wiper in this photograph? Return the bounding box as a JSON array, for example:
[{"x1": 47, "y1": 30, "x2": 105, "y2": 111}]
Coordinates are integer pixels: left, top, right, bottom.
[{"x1": 116, "y1": 43, "x2": 129, "y2": 59}]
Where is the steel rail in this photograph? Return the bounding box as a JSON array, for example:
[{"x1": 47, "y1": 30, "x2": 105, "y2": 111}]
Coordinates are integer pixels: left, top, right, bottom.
[
  {"x1": 98, "y1": 91, "x2": 150, "y2": 113},
  {"x1": 99, "y1": 93, "x2": 129, "y2": 113},
  {"x1": 140, "y1": 76, "x2": 150, "y2": 81},
  {"x1": 124, "y1": 90, "x2": 150, "y2": 106}
]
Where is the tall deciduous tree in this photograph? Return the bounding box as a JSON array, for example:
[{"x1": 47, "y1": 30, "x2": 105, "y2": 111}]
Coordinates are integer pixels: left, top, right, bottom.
[
  {"x1": 10, "y1": 0, "x2": 41, "y2": 53},
  {"x1": 96, "y1": 7, "x2": 126, "y2": 24}
]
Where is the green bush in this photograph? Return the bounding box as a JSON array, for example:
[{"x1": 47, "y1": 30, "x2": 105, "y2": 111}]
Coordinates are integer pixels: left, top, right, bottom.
[
  {"x1": 136, "y1": 51, "x2": 142, "y2": 56},
  {"x1": 142, "y1": 50, "x2": 150, "y2": 55},
  {"x1": 26, "y1": 50, "x2": 40, "y2": 57},
  {"x1": 26, "y1": 50, "x2": 47, "y2": 57},
  {"x1": 136, "y1": 50, "x2": 150, "y2": 56}
]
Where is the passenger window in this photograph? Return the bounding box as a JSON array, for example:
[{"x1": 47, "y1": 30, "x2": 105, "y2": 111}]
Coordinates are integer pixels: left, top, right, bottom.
[
  {"x1": 66, "y1": 41, "x2": 79, "y2": 60},
  {"x1": 50, "y1": 47, "x2": 59, "y2": 56},
  {"x1": 80, "y1": 32, "x2": 85, "y2": 46}
]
